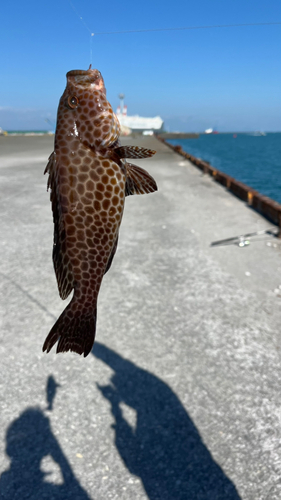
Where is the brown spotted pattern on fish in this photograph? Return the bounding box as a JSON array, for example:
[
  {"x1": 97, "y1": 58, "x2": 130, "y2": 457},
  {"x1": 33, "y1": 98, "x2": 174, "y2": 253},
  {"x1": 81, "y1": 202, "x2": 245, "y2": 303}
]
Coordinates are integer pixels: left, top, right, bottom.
[{"x1": 43, "y1": 68, "x2": 157, "y2": 357}]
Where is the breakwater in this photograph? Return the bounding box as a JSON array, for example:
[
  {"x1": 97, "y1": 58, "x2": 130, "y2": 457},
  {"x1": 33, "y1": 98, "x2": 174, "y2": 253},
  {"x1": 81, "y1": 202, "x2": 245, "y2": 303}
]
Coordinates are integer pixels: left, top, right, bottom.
[{"x1": 157, "y1": 136, "x2": 281, "y2": 235}]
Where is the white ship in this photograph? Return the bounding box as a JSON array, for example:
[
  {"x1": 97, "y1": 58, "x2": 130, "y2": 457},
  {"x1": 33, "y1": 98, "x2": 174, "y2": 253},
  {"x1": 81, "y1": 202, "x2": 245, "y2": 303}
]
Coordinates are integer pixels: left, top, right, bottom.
[
  {"x1": 116, "y1": 94, "x2": 164, "y2": 134},
  {"x1": 205, "y1": 128, "x2": 219, "y2": 135}
]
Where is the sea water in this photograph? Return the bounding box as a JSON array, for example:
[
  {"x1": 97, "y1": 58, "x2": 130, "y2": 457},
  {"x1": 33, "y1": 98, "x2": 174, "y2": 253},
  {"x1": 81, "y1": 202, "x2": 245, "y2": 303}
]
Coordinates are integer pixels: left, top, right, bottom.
[{"x1": 168, "y1": 133, "x2": 281, "y2": 204}]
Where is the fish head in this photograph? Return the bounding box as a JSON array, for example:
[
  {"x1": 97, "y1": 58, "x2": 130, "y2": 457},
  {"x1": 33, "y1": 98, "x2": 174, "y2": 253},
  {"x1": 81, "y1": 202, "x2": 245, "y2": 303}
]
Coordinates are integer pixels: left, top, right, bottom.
[
  {"x1": 56, "y1": 68, "x2": 120, "y2": 149},
  {"x1": 66, "y1": 67, "x2": 106, "y2": 95}
]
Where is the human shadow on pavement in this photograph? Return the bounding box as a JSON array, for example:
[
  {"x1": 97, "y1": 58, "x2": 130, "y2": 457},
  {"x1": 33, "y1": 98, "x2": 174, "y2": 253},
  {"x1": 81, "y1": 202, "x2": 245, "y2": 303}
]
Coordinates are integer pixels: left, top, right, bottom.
[
  {"x1": 0, "y1": 376, "x2": 90, "y2": 500},
  {"x1": 93, "y1": 342, "x2": 241, "y2": 500}
]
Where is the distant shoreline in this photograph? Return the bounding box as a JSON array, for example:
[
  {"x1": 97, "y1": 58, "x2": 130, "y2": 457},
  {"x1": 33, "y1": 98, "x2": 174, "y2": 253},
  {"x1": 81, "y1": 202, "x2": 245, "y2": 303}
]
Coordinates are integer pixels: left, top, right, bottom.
[
  {"x1": 3, "y1": 130, "x2": 280, "y2": 137},
  {"x1": 5, "y1": 131, "x2": 54, "y2": 136},
  {"x1": 0, "y1": 130, "x2": 281, "y2": 139}
]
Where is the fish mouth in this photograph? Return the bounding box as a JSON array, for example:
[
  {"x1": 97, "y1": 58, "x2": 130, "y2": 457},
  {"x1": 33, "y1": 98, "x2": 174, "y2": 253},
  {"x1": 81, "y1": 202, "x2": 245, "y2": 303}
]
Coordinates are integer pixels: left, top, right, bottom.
[
  {"x1": 67, "y1": 69, "x2": 97, "y2": 77},
  {"x1": 66, "y1": 69, "x2": 105, "y2": 90}
]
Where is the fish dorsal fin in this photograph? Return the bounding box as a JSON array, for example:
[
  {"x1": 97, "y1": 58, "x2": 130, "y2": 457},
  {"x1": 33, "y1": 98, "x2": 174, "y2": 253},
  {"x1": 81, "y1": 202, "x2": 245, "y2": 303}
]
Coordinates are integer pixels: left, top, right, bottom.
[
  {"x1": 44, "y1": 151, "x2": 55, "y2": 190},
  {"x1": 115, "y1": 146, "x2": 156, "y2": 159},
  {"x1": 45, "y1": 153, "x2": 74, "y2": 300},
  {"x1": 125, "y1": 163, "x2": 158, "y2": 196}
]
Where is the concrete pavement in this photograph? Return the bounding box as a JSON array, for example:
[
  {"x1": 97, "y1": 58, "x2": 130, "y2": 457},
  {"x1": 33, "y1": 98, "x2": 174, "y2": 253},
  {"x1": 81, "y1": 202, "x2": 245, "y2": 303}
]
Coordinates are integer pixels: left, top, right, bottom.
[{"x1": 1, "y1": 135, "x2": 281, "y2": 499}]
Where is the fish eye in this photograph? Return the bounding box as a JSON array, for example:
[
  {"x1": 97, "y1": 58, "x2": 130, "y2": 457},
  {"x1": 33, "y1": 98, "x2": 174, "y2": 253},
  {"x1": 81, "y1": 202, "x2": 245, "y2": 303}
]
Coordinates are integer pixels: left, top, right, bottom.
[{"x1": 67, "y1": 96, "x2": 79, "y2": 109}]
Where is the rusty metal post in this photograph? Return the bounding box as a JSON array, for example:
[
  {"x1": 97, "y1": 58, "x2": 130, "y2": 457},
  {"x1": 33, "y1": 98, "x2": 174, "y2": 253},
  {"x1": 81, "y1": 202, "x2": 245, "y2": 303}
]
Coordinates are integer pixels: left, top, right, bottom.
[
  {"x1": 247, "y1": 191, "x2": 253, "y2": 206},
  {"x1": 157, "y1": 137, "x2": 281, "y2": 231}
]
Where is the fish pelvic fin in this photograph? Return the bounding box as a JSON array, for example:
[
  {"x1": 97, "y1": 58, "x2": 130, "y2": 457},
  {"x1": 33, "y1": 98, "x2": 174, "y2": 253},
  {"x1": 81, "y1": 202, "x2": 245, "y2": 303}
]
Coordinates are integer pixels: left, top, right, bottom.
[
  {"x1": 126, "y1": 163, "x2": 158, "y2": 196},
  {"x1": 115, "y1": 146, "x2": 156, "y2": 159},
  {"x1": 43, "y1": 299, "x2": 97, "y2": 357}
]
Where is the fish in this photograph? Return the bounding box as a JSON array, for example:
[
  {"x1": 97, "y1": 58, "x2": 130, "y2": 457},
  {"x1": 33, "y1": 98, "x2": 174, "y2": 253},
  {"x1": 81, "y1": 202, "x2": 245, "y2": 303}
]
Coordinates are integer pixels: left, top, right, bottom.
[{"x1": 42, "y1": 67, "x2": 157, "y2": 357}]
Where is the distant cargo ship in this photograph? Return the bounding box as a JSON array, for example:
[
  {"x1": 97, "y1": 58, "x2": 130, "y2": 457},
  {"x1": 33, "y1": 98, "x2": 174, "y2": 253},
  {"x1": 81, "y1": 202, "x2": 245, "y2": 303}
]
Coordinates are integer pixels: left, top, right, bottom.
[
  {"x1": 205, "y1": 128, "x2": 219, "y2": 134},
  {"x1": 116, "y1": 94, "x2": 164, "y2": 133}
]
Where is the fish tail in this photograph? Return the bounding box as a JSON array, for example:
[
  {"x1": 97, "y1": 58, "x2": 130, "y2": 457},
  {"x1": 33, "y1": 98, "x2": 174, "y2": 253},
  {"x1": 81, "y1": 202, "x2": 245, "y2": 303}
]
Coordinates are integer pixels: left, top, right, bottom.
[{"x1": 43, "y1": 299, "x2": 97, "y2": 357}]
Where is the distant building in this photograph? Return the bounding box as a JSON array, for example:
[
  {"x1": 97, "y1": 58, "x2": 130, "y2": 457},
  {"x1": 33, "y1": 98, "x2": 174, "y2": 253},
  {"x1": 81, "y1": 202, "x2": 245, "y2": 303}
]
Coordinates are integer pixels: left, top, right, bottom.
[{"x1": 116, "y1": 95, "x2": 164, "y2": 133}]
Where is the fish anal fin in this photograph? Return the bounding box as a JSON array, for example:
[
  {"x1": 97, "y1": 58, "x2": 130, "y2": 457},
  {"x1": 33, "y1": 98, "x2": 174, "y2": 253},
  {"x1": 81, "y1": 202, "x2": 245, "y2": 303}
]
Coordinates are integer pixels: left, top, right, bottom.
[
  {"x1": 115, "y1": 146, "x2": 156, "y2": 159},
  {"x1": 104, "y1": 235, "x2": 119, "y2": 274},
  {"x1": 53, "y1": 232, "x2": 73, "y2": 300},
  {"x1": 126, "y1": 163, "x2": 158, "y2": 196}
]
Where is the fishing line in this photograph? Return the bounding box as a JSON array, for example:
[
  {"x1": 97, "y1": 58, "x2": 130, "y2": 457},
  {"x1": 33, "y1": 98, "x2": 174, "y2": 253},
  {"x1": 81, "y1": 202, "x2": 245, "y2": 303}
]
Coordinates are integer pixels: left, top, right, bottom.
[
  {"x1": 68, "y1": 0, "x2": 92, "y2": 34},
  {"x1": 68, "y1": 0, "x2": 94, "y2": 63},
  {"x1": 67, "y1": 1, "x2": 280, "y2": 61},
  {"x1": 67, "y1": 1, "x2": 280, "y2": 37},
  {"x1": 93, "y1": 22, "x2": 281, "y2": 35}
]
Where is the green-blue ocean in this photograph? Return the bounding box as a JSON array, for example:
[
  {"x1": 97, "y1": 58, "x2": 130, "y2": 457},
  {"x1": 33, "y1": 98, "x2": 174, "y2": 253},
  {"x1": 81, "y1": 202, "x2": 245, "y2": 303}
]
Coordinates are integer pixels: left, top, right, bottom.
[{"x1": 168, "y1": 133, "x2": 281, "y2": 204}]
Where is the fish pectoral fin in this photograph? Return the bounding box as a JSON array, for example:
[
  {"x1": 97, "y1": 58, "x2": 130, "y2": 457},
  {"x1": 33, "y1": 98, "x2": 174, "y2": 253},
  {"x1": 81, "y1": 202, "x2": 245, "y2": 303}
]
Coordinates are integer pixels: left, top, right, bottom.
[
  {"x1": 126, "y1": 163, "x2": 158, "y2": 196},
  {"x1": 115, "y1": 146, "x2": 156, "y2": 159}
]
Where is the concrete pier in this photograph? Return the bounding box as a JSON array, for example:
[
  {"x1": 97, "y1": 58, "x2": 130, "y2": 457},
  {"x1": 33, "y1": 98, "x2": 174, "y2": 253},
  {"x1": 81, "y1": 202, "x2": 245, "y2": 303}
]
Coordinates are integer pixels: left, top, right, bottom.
[{"x1": 1, "y1": 134, "x2": 281, "y2": 499}]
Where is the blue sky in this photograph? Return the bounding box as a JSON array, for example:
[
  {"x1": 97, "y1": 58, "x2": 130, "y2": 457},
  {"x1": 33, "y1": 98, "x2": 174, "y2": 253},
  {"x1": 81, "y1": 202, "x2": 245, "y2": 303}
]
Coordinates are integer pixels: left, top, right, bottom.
[{"x1": 0, "y1": 0, "x2": 280, "y2": 132}]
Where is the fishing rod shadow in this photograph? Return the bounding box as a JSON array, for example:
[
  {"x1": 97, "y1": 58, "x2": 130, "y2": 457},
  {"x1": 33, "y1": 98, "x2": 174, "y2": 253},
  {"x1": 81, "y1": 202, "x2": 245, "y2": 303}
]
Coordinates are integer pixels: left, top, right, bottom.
[
  {"x1": 0, "y1": 271, "x2": 56, "y2": 320},
  {"x1": 92, "y1": 342, "x2": 241, "y2": 500},
  {"x1": 46, "y1": 375, "x2": 61, "y2": 411},
  {"x1": 210, "y1": 228, "x2": 279, "y2": 248},
  {"x1": 0, "y1": 375, "x2": 91, "y2": 500}
]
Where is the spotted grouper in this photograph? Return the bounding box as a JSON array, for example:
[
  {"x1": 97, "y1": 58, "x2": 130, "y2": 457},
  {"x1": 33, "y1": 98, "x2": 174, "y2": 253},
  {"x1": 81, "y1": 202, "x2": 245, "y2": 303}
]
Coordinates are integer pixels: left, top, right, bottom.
[{"x1": 43, "y1": 67, "x2": 157, "y2": 357}]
